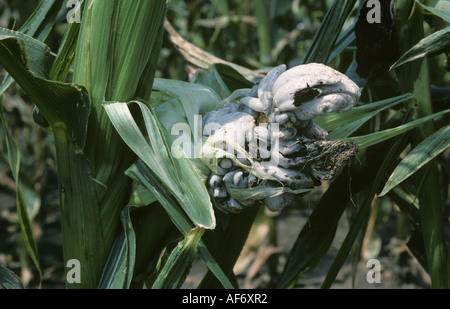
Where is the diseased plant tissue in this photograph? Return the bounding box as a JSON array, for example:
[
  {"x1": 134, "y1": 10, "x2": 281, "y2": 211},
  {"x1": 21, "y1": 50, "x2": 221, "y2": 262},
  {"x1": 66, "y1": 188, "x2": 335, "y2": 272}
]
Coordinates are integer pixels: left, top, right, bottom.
[{"x1": 202, "y1": 63, "x2": 361, "y2": 213}]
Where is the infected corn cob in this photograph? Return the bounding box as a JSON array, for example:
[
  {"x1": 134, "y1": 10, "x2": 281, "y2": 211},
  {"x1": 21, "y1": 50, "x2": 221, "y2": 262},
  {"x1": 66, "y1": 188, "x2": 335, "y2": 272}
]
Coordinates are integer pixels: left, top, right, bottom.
[{"x1": 202, "y1": 63, "x2": 360, "y2": 213}]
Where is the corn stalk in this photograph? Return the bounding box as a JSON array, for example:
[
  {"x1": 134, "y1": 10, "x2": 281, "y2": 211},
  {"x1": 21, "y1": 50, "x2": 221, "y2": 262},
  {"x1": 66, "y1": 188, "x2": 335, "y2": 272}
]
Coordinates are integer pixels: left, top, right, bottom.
[{"x1": 0, "y1": 0, "x2": 168, "y2": 288}]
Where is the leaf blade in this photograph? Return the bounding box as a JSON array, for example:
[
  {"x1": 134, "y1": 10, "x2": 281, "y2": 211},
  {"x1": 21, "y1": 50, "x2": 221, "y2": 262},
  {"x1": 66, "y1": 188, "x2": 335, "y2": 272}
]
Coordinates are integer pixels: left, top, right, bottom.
[
  {"x1": 380, "y1": 124, "x2": 450, "y2": 196},
  {"x1": 104, "y1": 101, "x2": 216, "y2": 229}
]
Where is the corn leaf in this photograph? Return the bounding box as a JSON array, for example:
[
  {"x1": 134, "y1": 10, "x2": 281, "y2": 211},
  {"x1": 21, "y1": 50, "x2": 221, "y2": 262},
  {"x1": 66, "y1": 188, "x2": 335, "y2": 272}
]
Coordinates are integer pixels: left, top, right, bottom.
[
  {"x1": 0, "y1": 266, "x2": 23, "y2": 289},
  {"x1": 192, "y1": 65, "x2": 232, "y2": 98},
  {"x1": 18, "y1": 0, "x2": 65, "y2": 41},
  {"x1": 0, "y1": 35, "x2": 90, "y2": 149},
  {"x1": 99, "y1": 185, "x2": 165, "y2": 289},
  {"x1": 315, "y1": 93, "x2": 414, "y2": 139},
  {"x1": 152, "y1": 78, "x2": 222, "y2": 134},
  {"x1": 390, "y1": 26, "x2": 450, "y2": 70},
  {"x1": 152, "y1": 228, "x2": 204, "y2": 289},
  {"x1": 50, "y1": 20, "x2": 81, "y2": 82},
  {"x1": 321, "y1": 133, "x2": 410, "y2": 288},
  {"x1": 380, "y1": 125, "x2": 450, "y2": 196},
  {"x1": 277, "y1": 109, "x2": 416, "y2": 288},
  {"x1": 395, "y1": 4, "x2": 448, "y2": 288},
  {"x1": 98, "y1": 183, "x2": 160, "y2": 289},
  {"x1": 416, "y1": 0, "x2": 450, "y2": 22},
  {"x1": 0, "y1": 28, "x2": 53, "y2": 80},
  {"x1": 104, "y1": 101, "x2": 216, "y2": 229},
  {"x1": 0, "y1": 98, "x2": 41, "y2": 278},
  {"x1": 97, "y1": 215, "x2": 135, "y2": 289},
  {"x1": 275, "y1": 170, "x2": 351, "y2": 288},
  {"x1": 328, "y1": 24, "x2": 356, "y2": 63},
  {"x1": 125, "y1": 161, "x2": 234, "y2": 289},
  {"x1": 344, "y1": 108, "x2": 450, "y2": 150},
  {"x1": 199, "y1": 206, "x2": 260, "y2": 289},
  {"x1": 214, "y1": 63, "x2": 256, "y2": 91},
  {"x1": 302, "y1": 0, "x2": 357, "y2": 64},
  {"x1": 0, "y1": 0, "x2": 64, "y2": 94},
  {"x1": 0, "y1": 31, "x2": 110, "y2": 289}
]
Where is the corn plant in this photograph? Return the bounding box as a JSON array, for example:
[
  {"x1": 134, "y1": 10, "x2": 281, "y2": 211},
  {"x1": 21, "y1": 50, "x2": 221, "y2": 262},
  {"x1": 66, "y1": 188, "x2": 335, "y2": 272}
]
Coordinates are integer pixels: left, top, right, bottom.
[{"x1": 0, "y1": 0, "x2": 449, "y2": 290}]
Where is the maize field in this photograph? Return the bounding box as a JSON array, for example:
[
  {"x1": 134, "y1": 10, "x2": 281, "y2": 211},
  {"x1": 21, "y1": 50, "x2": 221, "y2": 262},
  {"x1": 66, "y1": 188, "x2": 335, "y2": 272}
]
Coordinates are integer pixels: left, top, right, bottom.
[{"x1": 0, "y1": 0, "x2": 449, "y2": 291}]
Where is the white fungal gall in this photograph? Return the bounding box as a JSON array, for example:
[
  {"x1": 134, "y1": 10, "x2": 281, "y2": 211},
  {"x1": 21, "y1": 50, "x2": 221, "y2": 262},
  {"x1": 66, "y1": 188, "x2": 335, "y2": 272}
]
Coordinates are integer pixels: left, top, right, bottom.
[
  {"x1": 273, "y1": 63, "x2": 361, "y2": 118},
  {"x1": 201, "y1": 62, "x2": 360, "y2": 213},
  {"x1": 264, "y1": 193, "x2": 296, "y2": 212}
]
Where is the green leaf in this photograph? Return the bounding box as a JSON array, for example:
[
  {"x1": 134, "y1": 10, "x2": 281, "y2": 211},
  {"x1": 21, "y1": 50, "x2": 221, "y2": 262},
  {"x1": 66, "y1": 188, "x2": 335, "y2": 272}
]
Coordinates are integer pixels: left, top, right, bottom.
[
  {"x1": 321, "y1": 128, "x2": 410, "y2": 288},
  {"x1": 104, "y1": 101, "x2": 216, "y2": 229},
  {"x1": 215, "y1": 63, "x2": 256, "y2": 91},
  {"x1": 380, "y1": 125, "x2": 450, "y2": 196},
  {"x1": 126, "y1": 161, "x2": 193, "y2": 235},
  {"x1": 0, "y1": 0, "x2": 64, "y2": 94},
  {"x1": 19, "y1": 0, "x2": 65, "y2": 41},
  {"x1": 0, "y1": 28, "x2": 111, "y2": 289},
  {"x1": 127, "y1": 184, "x2": 158, "y2": 207},
  {"x1": 390, "y1": 26, "x2": 450, "y2": 70},
  {"x1": 302, "y1": 0, "x2": 357, "y2": 64},
  {"x1": 152, "y1": 228, "x2": 205, "y2": 289},
  {"x1": 0, "y1": 266, "x2": 23, "y2": 289},
  {"x1": 416, "y1": 0, "x2": 450, "y2": 22},
  {"x1": 152, "y1": 78, "x2": 222, "y2": 136},
  {"x1": 0, "y1": 98, "x2": 41, "y2": 278},
  {"x1": 74, "y1": 0, "x2": 167, "y2": 103},
  {"x1": 0, "y1": 28, "x2": 53, "y2": 81},
  {"x1": 50, "y1": 20, "x2": 82, "y2": 82},
  {"x1": 328, "y1": 23, "x2": 356, "y2": 63},
  {"x1": 125, "y1": 161, "x2": 234, "y2": 289},
  {"x1": 275, "y1": 170, "x2": 350, "y2": 288},
  {"x1": 98, "y1": 205, "x2": 137, "y2": 289},
  {"x1": 344, "y1": 108, "x2": 450, "y2": 150},
  {"x1": 192, "y1": 65, "x2": 232, "y2": 98},
  {"x1": 315, "y1": 93, "x2": 414, "y2": 139},
  {"x1": 199, "y1": 206, "x2": 260, "y2": 289},
  {"x1": 0, "y1": 35, "x2": 90, "y2": 151}
]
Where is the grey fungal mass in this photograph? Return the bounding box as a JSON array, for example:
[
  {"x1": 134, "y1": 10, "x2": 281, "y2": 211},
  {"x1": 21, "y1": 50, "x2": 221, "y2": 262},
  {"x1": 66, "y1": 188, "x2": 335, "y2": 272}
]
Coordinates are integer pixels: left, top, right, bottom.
[{"x1": 201, "y1": 63, "x2": 361, "y2": 213}]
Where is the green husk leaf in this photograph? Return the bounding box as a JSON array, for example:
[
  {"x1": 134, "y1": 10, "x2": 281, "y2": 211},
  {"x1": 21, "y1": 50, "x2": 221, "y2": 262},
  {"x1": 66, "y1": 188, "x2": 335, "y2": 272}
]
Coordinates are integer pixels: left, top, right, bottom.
[
  {"x1": 192, "y1": 65, "x2": 232, "y2": 98},
  {"x1": 152, "y1": 78, "x2": 222, "y2": 135},
  {"x1": 225, "y1": 183, "x2": 312, "y2": 202}
]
